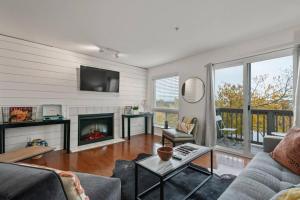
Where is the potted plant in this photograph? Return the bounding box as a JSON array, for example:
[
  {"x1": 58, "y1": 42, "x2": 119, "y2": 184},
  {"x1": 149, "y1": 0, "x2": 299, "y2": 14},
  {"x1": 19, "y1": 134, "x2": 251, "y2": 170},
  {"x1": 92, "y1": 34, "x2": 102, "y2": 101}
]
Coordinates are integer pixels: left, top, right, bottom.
[{"x1": 132, "y1": 105, "x2": 139, "y2": 114}]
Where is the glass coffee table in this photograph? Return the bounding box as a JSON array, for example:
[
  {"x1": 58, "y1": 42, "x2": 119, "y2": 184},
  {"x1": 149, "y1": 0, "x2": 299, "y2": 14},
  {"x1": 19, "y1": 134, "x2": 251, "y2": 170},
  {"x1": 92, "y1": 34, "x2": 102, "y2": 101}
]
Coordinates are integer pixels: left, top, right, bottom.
[{"x1": 135, "y1": 143, "x2": 213, "y2": 200}]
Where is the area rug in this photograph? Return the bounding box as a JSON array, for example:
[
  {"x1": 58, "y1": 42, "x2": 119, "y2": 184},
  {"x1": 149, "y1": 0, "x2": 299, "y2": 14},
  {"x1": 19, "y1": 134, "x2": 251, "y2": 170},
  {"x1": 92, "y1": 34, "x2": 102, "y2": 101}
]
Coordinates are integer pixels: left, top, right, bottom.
[{"x1": 112, "y1": 153, "x2": 235, "y2": 200}]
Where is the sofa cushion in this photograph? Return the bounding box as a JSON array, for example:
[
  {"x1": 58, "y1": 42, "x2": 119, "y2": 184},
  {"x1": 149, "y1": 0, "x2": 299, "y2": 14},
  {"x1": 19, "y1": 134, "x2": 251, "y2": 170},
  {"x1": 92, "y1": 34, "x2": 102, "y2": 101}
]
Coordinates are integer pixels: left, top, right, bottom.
[
  {"x1": 263, "y1": 136, "x2": 282, "y2": 153},
  {"x1": 163, "y1": 129, "x2": 193, "y2": 138},
  {"x1": 76, "y1": 172, "x2": 121, "y2": 200},
  {"x1": 0, "y1": 162, "x2": 67, "y2": 200},
  {"x1": 272, "y1": 127, "x2": 300, "y2": 175},
  {"x1": 218, "y1": 152, "x2": 300, "y2": 200}
]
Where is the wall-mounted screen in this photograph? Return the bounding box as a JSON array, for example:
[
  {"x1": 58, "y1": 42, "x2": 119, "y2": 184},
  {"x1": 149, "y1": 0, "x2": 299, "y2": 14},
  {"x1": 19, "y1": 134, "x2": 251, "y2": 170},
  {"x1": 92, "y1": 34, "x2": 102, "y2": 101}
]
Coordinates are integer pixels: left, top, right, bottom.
[{"x1": 80, "y1": 65, "x2": 120, "y2": 92}]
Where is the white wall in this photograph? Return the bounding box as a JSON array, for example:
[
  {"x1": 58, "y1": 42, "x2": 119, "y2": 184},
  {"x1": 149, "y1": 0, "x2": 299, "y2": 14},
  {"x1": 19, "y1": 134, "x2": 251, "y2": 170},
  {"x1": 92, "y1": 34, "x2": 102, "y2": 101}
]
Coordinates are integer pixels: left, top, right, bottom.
[
  {"x1": 0, "y1": 35, "x2": 147, "y2": 152},
  {"x1": 148, "y1": 27, "x2": 300, "y2": 142}
]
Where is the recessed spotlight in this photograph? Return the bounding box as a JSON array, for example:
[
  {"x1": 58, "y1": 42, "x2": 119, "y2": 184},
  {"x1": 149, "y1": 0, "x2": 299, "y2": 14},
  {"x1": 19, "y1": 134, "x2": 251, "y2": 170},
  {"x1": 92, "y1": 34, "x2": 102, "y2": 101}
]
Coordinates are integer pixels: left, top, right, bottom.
[{"x1": 174, "y1": 27, "x2": 180, "y2": 31}]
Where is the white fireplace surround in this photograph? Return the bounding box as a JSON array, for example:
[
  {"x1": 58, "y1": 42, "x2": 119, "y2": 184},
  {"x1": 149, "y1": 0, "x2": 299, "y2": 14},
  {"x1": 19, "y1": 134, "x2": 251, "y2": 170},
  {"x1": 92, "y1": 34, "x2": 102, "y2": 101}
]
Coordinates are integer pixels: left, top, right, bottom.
[{"x1": 69, "y1": 106, "x2": 129, "y2": 152}]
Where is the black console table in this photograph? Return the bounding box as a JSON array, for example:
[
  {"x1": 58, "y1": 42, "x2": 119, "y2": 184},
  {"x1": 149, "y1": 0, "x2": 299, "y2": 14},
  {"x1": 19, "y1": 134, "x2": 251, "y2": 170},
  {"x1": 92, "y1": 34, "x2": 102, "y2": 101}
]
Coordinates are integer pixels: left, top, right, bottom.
[
  {"x1": 122, "y1": 113, "x2": 154, "y2": 140},
  {"x1": 0, "y1": 119, "x2": 71, "y2": 154}
]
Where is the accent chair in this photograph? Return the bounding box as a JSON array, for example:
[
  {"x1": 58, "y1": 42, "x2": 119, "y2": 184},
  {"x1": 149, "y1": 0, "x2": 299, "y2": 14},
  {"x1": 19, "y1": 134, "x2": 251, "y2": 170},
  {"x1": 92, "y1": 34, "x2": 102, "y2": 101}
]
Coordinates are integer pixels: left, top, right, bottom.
[{"x1": 162, "y1": 117, "x2": 198, "y2": 147}]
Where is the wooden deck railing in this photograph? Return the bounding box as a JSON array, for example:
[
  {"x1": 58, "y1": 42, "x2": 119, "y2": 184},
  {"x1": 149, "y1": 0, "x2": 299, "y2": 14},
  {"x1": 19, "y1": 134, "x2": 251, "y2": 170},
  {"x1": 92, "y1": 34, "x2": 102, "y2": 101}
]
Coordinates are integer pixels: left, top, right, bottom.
[{"x1": 216, "y1": 108, "x2": 293, "y2": 144}]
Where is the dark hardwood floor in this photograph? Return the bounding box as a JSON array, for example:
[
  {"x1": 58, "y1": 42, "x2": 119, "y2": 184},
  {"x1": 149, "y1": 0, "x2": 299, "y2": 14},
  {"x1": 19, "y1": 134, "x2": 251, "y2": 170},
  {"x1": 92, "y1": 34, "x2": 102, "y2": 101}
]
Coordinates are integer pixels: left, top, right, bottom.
[{"x1": 23, "y1": 134, "x2": 251, "y2": 176}]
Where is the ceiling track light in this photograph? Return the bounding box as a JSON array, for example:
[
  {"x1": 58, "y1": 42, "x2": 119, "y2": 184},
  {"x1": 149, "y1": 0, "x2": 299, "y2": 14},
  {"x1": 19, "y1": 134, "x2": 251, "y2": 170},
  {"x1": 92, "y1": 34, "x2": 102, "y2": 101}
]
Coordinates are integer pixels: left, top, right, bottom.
[{"x1": 97, "y1": 46, "x2": 120, "y2": 59}]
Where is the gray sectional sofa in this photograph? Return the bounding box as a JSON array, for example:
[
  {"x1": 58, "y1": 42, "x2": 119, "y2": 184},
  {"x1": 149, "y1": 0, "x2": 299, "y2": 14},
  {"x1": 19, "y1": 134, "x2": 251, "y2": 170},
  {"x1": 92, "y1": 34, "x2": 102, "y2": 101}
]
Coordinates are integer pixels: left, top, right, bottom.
[
  {"x1": 219, "y1": 136, "x2": 300, "y2": 200},
  {"x1": 0, "y1": 162, "x2": 121, "y2": 200}
]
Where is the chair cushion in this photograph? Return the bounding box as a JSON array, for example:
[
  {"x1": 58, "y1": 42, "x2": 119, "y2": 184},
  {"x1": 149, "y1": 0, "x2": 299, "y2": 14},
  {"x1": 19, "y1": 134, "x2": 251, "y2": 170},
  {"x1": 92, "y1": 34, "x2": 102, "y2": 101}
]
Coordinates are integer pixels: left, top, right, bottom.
[{"x1": 163, "y1": 129, "x2": 194, "y2": 139}]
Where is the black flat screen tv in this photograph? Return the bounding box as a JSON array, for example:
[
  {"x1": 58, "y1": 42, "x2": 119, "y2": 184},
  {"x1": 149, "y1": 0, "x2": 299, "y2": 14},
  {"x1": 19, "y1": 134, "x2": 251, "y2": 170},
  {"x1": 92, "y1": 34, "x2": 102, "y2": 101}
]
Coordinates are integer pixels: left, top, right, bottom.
[{"x1": 80, "y1": 65, "x2": 120, "y2": 92}]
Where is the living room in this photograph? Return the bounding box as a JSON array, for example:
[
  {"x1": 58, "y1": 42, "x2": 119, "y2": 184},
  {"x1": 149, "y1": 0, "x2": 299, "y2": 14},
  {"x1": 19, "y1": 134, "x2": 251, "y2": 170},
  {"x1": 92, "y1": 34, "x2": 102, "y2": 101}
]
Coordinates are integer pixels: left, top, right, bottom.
[{"x1": 0, "y1": 1, "x2": 299, "y2": 200}]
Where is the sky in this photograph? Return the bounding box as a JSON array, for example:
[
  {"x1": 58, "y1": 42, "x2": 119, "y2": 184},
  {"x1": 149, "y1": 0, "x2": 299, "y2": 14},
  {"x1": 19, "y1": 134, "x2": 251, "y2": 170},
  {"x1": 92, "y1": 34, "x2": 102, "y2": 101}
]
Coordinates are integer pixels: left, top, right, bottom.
[
  {"x1": 155, "y1": 76, "x2": 179, "y2": 102},
  {"x1": 215, "y1": 55, "x2": 293, "y2": 93}
]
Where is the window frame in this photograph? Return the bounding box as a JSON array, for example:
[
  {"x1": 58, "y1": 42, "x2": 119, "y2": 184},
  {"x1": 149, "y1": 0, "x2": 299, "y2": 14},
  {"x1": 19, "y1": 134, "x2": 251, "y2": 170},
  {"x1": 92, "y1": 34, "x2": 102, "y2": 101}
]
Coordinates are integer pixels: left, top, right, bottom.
[{"x1": 152, "y1": 74, "x2": 180, "y2": 127}]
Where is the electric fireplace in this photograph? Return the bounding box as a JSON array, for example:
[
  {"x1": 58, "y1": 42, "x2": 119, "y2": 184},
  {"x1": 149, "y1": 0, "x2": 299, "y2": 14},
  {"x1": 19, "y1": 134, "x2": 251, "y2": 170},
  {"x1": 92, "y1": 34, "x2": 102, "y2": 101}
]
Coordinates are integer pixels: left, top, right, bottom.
[{"x1": 78, "y1": 113, "x2": 113, "y2": 146}]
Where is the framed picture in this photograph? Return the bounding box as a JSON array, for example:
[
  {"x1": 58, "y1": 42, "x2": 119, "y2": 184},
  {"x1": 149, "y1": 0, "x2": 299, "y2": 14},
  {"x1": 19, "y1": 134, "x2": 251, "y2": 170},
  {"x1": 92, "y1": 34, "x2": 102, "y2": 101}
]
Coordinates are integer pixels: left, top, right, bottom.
[
  {"x1": 9, "y1": 107, "x2": 33, "y2": 122},
  {"x1": 42, "y1": 104, "x2": 62, "y2": 117},
  {"x1": 124, "y1": 106, "x2": 132, "y2": 114}
]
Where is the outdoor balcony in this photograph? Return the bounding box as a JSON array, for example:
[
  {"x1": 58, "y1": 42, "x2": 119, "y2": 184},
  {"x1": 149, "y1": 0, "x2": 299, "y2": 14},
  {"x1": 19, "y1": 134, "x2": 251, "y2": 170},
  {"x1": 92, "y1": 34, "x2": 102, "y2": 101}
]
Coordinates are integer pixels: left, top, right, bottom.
[{"x1": 216, "y1": 107, "x2": 293, "y2": 154}]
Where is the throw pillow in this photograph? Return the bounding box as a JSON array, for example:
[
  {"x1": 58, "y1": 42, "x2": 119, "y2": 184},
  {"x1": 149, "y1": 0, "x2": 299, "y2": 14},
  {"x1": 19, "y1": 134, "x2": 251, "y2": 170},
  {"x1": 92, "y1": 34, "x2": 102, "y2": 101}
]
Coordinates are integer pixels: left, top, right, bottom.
[
  {"x1": 17, "y1": 163, "x2": 89, "y2": 200},
  {"x1": 271, "y1": 127, "x2": 300, "y2": 175},
  {"x1": 270, "y1": 186, "x2": 300, "y2": 200},
  {"x1": 176, "y1": 121, "x2": 195, "y2": 134},
  {"x1": 182, "y1": 117, "x2": 193, "y2": 124},
  {"x1": 58, "y1": 171, "x2": 89, "y2": 200}
]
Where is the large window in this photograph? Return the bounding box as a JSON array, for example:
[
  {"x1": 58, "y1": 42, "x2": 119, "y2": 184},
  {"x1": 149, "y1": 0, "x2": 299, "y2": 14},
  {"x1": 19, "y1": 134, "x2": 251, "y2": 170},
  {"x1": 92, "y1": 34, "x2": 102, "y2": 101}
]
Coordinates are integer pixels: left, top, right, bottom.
[
  {"x1": 154, "y1": 76, "x2": 179, "y2": 109},
  {"x1": 153, "y1": 76, "x2": 179, "y2": 127}
]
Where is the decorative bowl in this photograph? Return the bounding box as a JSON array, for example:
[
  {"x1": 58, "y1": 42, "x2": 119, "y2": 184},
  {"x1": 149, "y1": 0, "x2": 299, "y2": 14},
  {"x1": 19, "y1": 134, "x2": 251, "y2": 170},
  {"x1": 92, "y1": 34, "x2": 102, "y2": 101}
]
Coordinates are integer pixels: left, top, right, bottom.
[{"x1": 157, "y1": 146, "x2": 173, "y2": 161}]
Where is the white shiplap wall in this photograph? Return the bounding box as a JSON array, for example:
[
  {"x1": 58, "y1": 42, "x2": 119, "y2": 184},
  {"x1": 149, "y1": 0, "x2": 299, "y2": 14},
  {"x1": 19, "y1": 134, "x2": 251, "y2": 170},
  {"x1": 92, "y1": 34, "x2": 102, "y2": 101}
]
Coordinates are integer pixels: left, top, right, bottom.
[{"x1": 0, "y1": 35, "x2": 147, "y2": 152}]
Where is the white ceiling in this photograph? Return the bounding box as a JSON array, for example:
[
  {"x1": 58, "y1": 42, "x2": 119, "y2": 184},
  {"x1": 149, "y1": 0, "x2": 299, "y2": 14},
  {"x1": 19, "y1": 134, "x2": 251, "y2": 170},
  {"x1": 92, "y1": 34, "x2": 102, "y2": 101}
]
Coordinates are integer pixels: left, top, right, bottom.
[{"x1": 0, "y1": 0, "x2": 300, "y2": 68}]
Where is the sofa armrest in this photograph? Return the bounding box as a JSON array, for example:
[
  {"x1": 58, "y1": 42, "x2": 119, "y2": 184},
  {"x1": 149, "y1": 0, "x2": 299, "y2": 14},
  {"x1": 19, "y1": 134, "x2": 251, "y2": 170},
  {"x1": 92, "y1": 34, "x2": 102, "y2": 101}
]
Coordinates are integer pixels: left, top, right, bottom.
[
  {"x1": 76, "y1": 172, "x2": 121, "y2": 200},
  {"x1": 0, "y1": 163, "x2": 67, "y2": 200},
  {"x1": 263, "y1": 135, "x2": 282, "y2": 153}
]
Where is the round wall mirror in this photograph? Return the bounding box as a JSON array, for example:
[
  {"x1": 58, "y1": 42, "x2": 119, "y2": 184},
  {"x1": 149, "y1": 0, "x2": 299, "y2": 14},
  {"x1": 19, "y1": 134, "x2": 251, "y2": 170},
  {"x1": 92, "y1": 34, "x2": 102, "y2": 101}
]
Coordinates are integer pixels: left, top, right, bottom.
[{"x1": 181, "y1": 77, "x2": 205, "y2": 103}]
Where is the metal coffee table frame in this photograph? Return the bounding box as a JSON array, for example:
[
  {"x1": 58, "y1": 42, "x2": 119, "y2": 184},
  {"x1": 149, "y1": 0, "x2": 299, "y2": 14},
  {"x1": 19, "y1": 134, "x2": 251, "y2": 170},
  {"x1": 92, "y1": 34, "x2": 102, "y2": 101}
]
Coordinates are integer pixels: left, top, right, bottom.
[{"x1": 135, "y1": 149, "x2": 213, "y2": 200}]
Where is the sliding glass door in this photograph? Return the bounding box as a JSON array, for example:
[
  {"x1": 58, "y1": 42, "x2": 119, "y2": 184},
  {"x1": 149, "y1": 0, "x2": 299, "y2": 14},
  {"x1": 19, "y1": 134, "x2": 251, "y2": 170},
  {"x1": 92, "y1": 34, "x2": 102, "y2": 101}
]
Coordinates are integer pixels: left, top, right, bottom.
[
  {"x1": 249, "y1": 56, "x2": 293, "y2": 154},
  {"x1": 215, "y1": 64, "x2": 244, "y2": 154},
  {"x1": 215, "y1": 54, "x2": 293, "y2": 156}
]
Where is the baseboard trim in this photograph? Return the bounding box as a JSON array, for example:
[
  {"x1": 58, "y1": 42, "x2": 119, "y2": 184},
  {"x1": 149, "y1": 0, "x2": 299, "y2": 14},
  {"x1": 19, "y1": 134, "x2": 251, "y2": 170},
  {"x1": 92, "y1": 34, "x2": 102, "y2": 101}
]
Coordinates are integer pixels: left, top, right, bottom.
[
  {"x1": 215, "y1": 145, "x2": 253, "y2": 159},
  {"x1": 71, "y1": 138, "x2": 125, "y2": 153}
]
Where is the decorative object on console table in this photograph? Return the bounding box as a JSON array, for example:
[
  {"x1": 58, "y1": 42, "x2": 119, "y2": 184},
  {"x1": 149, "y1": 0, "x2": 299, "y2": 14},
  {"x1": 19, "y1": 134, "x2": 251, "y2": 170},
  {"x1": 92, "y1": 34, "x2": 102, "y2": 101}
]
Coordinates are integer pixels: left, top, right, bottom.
[
  {"x1": 9, "y1": 107, "x2": 35, "y2": 123},
  {"x1": 132, "y1": 105, "x2": 139, "y2": 114},
  {"x1": 124, "y1": 106, "x2": 132, "y2": 115},
  {"x1": 141, "y1": 99, "x2": 149, "y2": 112},
  {"x1": 42, "y1": 104, "x2": 64, "y2": 121}
]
